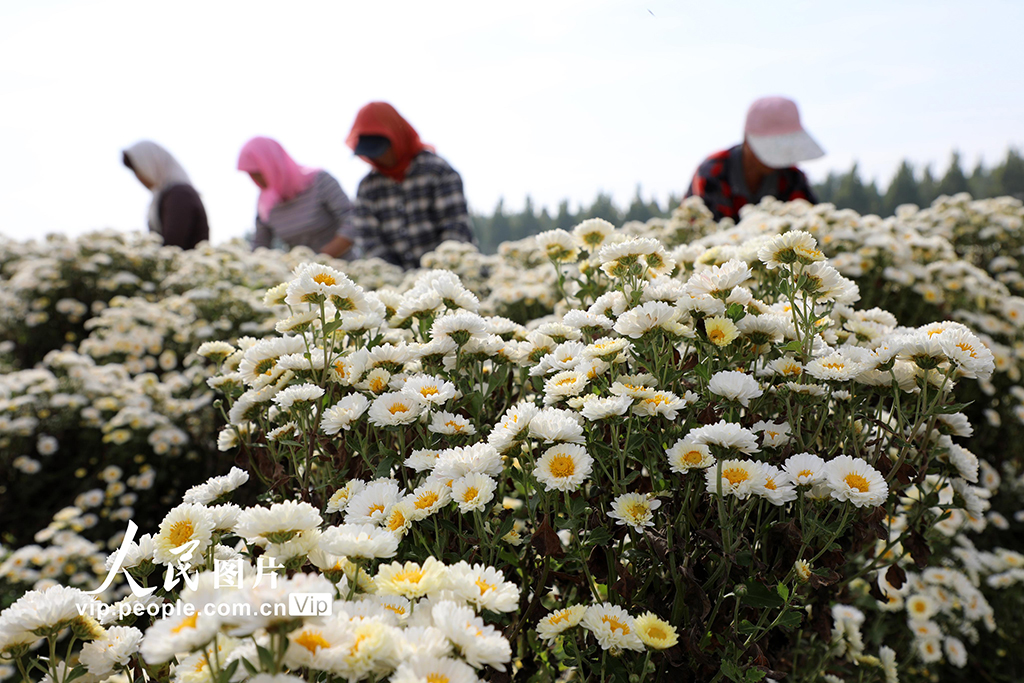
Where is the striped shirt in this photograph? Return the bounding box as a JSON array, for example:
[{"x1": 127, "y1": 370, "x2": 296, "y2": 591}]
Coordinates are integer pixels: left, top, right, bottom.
[
  {"x1": 350, "y1": 151, "x2": 476, "y2": 270},
  {"x1": 251, "y1": 170, "x2": 357, "y2": 253}
]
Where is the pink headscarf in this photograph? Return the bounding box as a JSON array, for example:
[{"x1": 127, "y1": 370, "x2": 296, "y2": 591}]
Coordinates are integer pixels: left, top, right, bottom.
[{"x1": 237, "y1": 137, "x2": 320, "y2": 221}]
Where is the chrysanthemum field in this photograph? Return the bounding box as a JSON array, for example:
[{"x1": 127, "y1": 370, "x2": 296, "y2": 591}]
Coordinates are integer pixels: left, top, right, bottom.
[{"x1": 2, "y1": 193, "x2": 1024, "y2": 683}]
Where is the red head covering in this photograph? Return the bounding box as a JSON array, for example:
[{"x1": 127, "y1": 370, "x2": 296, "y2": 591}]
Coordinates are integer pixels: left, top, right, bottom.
[{"x1": 345, "y1": 102, "x2": 433, "y2": 183}]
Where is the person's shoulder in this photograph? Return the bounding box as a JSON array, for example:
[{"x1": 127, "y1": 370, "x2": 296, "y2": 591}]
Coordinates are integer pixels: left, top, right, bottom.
[
  {"x1": 696, "y1": 146, "x2": 737, "y2": 175},
  {"x1": 412, "y1": 150, "x2": 456, "y2": 175},
  {"x1": 161, "y1": 183, "x2": 203, "y2": 207}
]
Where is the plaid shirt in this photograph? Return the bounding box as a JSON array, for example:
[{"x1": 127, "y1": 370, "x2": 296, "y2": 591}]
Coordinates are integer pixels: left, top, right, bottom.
[
  {"x1": 685, "y1": 144, "x2": 817, "y2": 221},
  {"x1": 351, "y1": 151, "x2": 476, "y2": 270}
]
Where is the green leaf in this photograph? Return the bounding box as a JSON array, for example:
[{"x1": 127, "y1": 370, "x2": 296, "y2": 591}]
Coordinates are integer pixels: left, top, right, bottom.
[
  {"x1": 720, "y1": 659, "x2": 744, "y2": 682},
  {"x1": 736, "y1": 619, "x2": 758, "y2": 635},
  {"x1": 256, "y1": 644, "x2": 275, "y2": 673},
  {"x1": 776, "y1": 583, "x2": 790, "y2": 602},
  {"x1": 240, "y1": 657, "x2": 259, "y2": 677},
  {"x1": 63, "y1": 665, "x2": 89, "y2": 683},
  {"x1": 727, "y1": 303, "x2": 746, "y2": 321},
  {"x1": 587, "y1": 527, "x2": 612, "y2": 547},
  {"x1": 745, "y1": 668, "x2": 767, "y2": 683},
  {"x1": 219, "y1": 659, "x2": 241, "y2": 683},
  {"x1": 775, "y1": 609, "x2": 803, "y2": 630},
  {"x1": 741, "y1": 580, "x2": 784, "y2": 609}
]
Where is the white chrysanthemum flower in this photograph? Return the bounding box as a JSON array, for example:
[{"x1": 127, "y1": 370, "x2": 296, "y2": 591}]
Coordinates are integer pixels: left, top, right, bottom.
[
  {"x1": 783, "y1": 452, "x2": 826, "y2": 486},
  {"x1": 537, "y1": 605, "x2": 588, "y2": 643},
  {"x1": 583, "y1": 337, "x2": 632, "y2": 360},
  {"x1": 543, "y1": 370, "x2": 589, "y2": 403},
  {"x1": 404, "y1": 448, "x2": 442, "y2": 472},
  {"x1": 0, "y1": 585, "x2": 96, "y2": 639},
  {"x1": 705, "y1": 460, "x2": 767, "y2": 500},
  {"x1": 488, "y1": 403, "x2": 539, "y2": 453},
  {"x1": 283, "y1": 619, "x2": 354, "y2": 671},
  {"x1": 270, "y1": 385, "x2": 321, "y2": 411},
  {"x1": 939, "y1": 328, "x2": 994, "y2": 380},
  {"x1": 613, "y1": 301, "x2": 685, "y2": 339},
  {"x1": 326, "y1": 480, "x2": 366, "y2": 514},
  {"x1": 757, "y1": 230, "x2": 823, "y2": 269},
  {"x1": 572, "y1": 218, "x2": 615, "y2": 250},
  {"x1": 535, "y1": 229, "x2": 580, "y2": 262},
  {"x1": 581, "y1": 603, "x2": 645, "y2": 652},
  {"x1": 446, "y1": 561, "x2": 521, "y2": 612},
  {"x1": 152, "y1": 503, "x2": 215, "y2": 565},
  {"x1": 906, "y1": 593, "x2": 938, "y2": 621},
  {"x1": 752, "y1": 420, "x2": 790, "y2": 448},
  {"x1": 197, "y1": 341, "x2": 236, "y2": 364},
  {"x1": 916, "y1": 637, "x2": 943, "y2": 663},
  {"x1": 761, "y1": 464, "x2": 797, "y2": 506},
  {"x1": 390, "y1": 655, "x2": 478, "y2": 683},
  {"x1": 686, "y1": 420, "x2": 760, "y2": 454},
  {"x1": 345, "y1": 480, "x2": 404, "y2": 526},
  {"x1": 943, "y1": 635, "x2": 967, "y2": 668},
  {"x1": 708, "y1": 370, "x2": 763, "y2": 406},
  {"x1": 234, "y1": 500, "x2": 322, "y2": 545},
  {"x1": 431, "y1": 600, "x2": 512, "y2": 670},
  {"x1": 140, "y1": 605, "x2": 220, "y2": 664},
  {"x1": 406, "y1": 481, "x2": 452, "y2": 520},
  {"x1": 432, "y1": 444, "x2": 503, "y2": 483},
  {"x1": 806, "y1": 352, "x2": 865, "y2": 381},
  {"x1": 321, "y1": 394, "x2": 371, "y2": 434},
  {"x1": 402, "y1": 374, "x2": 457, "y2": 406},
  {"x1": 578, "y1": 394, "x2": 632, "y2": 421},
  {"x1": 320, "y1": 523, "x2": 399, "y2": 560},
  {"x1": 666, "y1": 441, "x2": 715, "y2": 473},
  {"x1": 607, "y1": 492, "x2": 661, "y2": 532},
  {"x1": 182, "y1": 467, "x2": 249, "y2": 505},
  {"x1": 376, "y1": 557, "x2": 447, "y2": 599},
  {"x1": 79, "y1": 625, "x2": 143, "y2": 676},
  {"x1": 528, "y1": 407, "x2": 585, "y2": 444},
  {"x1": 428, "y1": 411, "x2": 477, "y2": 436},
  {"x1": 632, "y1": 390, "x2": 687, "y2": 420},
  {"x1": 381, "y1": 499, "x2": 416, "y2": 537},
  {"x1": 368, "y1": 392, "x2": 425, "y2": 427},
  {"x1": 431, "y1": 311, "x2": 488, "y2": 346},
  {"x1": 451, "y1": 473, "x2": 496, "y2": 513},
  {"x1": 533, "y1": 443, "x2": 593, "y2": 492},
  {"x1": 684, "y1": 259, "x2": 753, "y2": 298},
  {"x1": 825, "y1": 455, "x2": 888, "y2": 507}
]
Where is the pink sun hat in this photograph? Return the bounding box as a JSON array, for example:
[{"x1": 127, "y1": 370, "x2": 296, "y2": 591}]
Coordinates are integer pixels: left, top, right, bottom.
[{"x1": 744, "y1": 97, "x2": 825, "y2": 169}]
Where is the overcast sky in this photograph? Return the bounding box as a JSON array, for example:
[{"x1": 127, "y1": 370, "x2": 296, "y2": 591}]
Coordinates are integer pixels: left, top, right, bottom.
[{"x1": 1, "y1": 0, "x2": 1022, "y2": 242}]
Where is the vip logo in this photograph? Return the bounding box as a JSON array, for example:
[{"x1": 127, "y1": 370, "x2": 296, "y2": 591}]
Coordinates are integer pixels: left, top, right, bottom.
[{"x1": 288, "y1": 593, "x2": 333, "y2": 617}]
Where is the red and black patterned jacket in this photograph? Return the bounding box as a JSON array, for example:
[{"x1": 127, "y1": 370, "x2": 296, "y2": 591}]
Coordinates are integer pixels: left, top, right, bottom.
[{"x1": 685, "y1": 144, "x2": 817, "y2": 221}]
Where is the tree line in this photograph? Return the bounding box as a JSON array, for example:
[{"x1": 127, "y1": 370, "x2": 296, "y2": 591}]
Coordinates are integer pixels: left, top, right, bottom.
[{"x1": 470, "y1": 148, "x2": 1024, "y2": 253}]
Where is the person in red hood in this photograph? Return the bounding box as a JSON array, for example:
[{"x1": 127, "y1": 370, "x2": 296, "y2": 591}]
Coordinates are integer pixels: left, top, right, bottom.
[{"x1": 346, "y1": 102, "x2": 476, "y2": 269}]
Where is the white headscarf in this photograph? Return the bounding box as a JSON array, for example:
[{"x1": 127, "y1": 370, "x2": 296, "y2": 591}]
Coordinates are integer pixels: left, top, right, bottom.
[{"x1": 123, "y1": 141, "x2": 193, "y2": 234}]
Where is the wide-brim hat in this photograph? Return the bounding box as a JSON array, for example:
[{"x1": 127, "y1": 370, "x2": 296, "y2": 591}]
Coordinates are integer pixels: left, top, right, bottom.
[{"x1": 744, "y1": 97, "x2": 825, "y2": 169}]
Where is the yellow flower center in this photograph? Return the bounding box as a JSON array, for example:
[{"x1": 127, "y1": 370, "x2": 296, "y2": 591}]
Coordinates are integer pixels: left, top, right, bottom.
[
  {"x1": 393, "y1": 568, "x2": 425, "y2": 584},
  {"x1": 548, "y1": 611, "x2": 571, "y2": 626},
  {"x1": 646, "y1": 625, "x2": 668, "y2": 640},
  {"x1": 295, "y1": 629, "x2": 331, "y2": 652},
  {"x1": 601, "y1": 615, "x2": 630, "y2": 634},
  {"x1": 475, "y1": 578, "x2": 495, "y2": 594},
  {"x1": 462, "y1": 487, "x2": 479, "y2": 502},
  {"x1": 798, "y1": 469, "x2": 814, "y2": 479},
  {"x1": 168, "y1": 520, "x2": 194, "y2": 547},
  {"x1": 419, "y1": 386, "x2": 440, "y2": 397},
  {"x1": 369, "y1": 377, "x2": 387, "y2": 393},
  {"x1": 708, "y1": 329, "x2": 726, "y2": 344},
  {"x1": 253, "y1": 358, "x2": 276, "y2": 375},
  {"x1": 765, "y1": 477, "x2": 777, "y2": 491},
  {"x1": 349, "y1": 632, "x2": 369, "y2": 655},
  {"x1": 415, "y1": 491, "x2": 440, "y2": 509},
  {"x1": 426, "y1": 674, "x2": 450, "y2": 683},
  {"x1": 312, "y1": 273, "x2": 336, "y2": 286},
  {"x1": 387, "y1": 511, "x2": 406, "y2": 531},
  {"x1": 625, "y1": 502, "x2": 649, "y2": 520},
  {"x1": 388, "y1": 402, "x2": 410, "y2": 415},
  {"x1": 722, "y1": 467, "x2": 749, "y2": 486},
  {"x1": 555, "y1": 376, "x2": 577, "y2": 386},
  {"x1": 171, "y1": 613, "x2": 199, "y2": 634},
  {"x1": 368, "y1": 503, "x2": 385, "y2": 515},
  {"x1": 548, "y1": 454, "x2": 576, "y2": 478},
  {"x1": 955, "y1": 342, "x2": 978, "y2": 358},
  {"x1": 683, "y1": 450, "x2": 704, "y2": 465},
  {"x1": 383, "y1": 603, "x2": 407, "y2": 616},
  {"x1": 445, "y1": 420, "x2": 464, "y2": 432},
  {"x1": 822, "y1": 362, "x2": 845, "y2": 370},
  {"x1": 844, "y1": 473, "x2": 870, "y2": 493}
]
